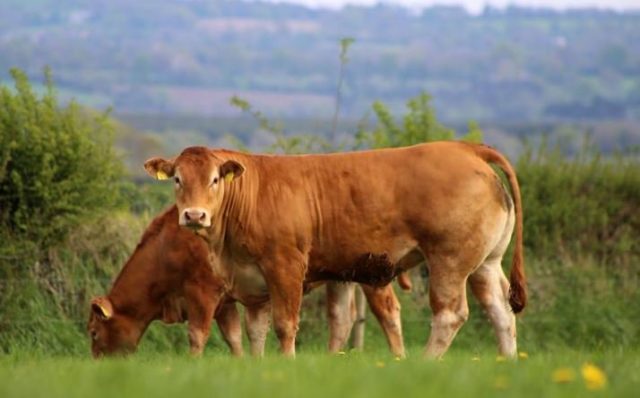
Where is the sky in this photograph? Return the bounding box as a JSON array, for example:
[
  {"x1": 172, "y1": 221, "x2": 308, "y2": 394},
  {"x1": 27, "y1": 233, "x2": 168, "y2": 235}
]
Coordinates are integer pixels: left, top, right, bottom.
[{"x1": 261, "y1": 0, "x2": 640, "y2": 14}]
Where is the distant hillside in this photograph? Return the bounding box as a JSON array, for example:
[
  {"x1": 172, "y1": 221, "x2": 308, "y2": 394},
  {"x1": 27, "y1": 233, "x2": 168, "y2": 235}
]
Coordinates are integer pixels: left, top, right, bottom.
[{"x1": 1, "y1": 0, "x2": 639, "y2": 124}]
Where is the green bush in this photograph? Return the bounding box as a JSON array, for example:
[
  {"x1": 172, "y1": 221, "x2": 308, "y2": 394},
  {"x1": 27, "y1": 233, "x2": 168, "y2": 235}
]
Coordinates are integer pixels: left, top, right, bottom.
[
  {"x1": 0, "y1": 68, "x2": 130, "y2": 355},
  {"x1": 354, "y1": 92, "x2": 483, "y2": 149},
  {"x1": 0, "y1": 68, "x2": 124, "y2": 247},
  {"x1": 517, "y1": 140, "x2": 640, "y2": 263}
]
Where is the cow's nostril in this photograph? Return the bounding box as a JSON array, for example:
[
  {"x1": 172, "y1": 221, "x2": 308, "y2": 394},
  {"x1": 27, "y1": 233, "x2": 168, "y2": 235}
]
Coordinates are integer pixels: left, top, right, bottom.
[{"x1": 199, "y1": 212, "x2": 206, "y2": 221}]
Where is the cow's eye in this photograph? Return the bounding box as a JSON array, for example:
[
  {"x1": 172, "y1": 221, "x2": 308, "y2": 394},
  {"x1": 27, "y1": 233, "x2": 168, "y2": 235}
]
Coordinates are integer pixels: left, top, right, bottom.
[
  {"x1": 211, "y1": 177, "x2": 219, "y2": 186},
  {"x1": 90, "y1": 330, "x2": 98, "y2": 341},
  {"x1": 174, "y1": 177, "x2": 181, "y2": 186}
]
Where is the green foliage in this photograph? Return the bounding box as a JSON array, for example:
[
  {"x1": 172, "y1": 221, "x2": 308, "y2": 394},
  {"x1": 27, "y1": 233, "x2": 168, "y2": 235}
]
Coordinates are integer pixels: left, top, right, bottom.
[
  {"x1": 0, "y1": 213, "x2": 141, "y2": 355},
  {"x1": 331, "y1": 37, "x2": 356, "y2": 144},
  {"x1": 0, "y1": 68, "x2": 125, "y2": 246},
  {"x1": 338, "y1": 38, "x2": 355, "y2": 64},
  {"x1": 0, "y1": 68, "x2": 132, "y2": 355},
  {"x1": 399, "y1": 256, "x2": 639, "y2": 353},
  {"x1": 232, "y1": 91, "x2": 483, "y2": 154},
  {"x1": 230, "y1": 95, "x2": 332, "y2": 154},
  {"x1": 355, "y1": 92, "x2": 482, "y2": 148},
  {"x1": 517, "y1": 139, "x2": 640, "y2": 262}
]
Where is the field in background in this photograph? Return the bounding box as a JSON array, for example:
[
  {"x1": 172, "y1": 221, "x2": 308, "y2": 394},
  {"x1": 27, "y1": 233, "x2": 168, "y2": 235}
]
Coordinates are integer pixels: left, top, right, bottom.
[{"x1": 3, "y1": 1, "x2": 640, "y2": 124}]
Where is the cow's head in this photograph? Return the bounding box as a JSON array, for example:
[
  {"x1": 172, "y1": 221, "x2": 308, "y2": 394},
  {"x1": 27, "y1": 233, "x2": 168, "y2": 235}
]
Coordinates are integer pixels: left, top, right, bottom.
[
  {"x1": 87, "y1": 296, "x2": 141, "y2": 358},
  {"x1": 143, "y1": 147, "x2": 244, "y2": 229}
]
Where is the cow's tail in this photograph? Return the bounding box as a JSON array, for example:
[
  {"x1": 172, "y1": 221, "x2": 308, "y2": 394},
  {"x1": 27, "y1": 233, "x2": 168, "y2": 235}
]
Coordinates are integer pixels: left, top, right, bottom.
[{"x1": 469, "y1": 143, "x2": 526, "y2": 314}]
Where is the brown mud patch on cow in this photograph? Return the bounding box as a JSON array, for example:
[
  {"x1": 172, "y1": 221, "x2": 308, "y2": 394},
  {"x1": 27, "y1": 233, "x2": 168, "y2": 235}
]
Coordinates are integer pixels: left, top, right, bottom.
[{"x1": 308, "y1": 253, "x2": 398, "y2": 287}]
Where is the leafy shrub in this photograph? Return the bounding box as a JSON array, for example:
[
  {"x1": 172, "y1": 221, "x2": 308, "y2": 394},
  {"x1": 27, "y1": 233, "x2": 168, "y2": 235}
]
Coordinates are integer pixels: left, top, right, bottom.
[
  {"x1": 0, "y1": 68, "x2": 129, "y2": 355},
  {"x1": 0, "y1": 68, "x2": 125, "y2": 247},
  {"x1": 517, "y1": 140, "x2": 640, "y2": 263},
  {"x1": 355, "y1": 92, "x2": 483, "y2": 149}
]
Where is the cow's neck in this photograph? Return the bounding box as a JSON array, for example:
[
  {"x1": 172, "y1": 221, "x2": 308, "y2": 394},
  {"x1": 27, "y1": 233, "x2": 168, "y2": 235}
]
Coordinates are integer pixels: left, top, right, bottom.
[
  {"x1": 108, "y1": 238, "x2": 166, "y2": 329},
  {"x1": 207, "y1": 159, "x2": 259, "y2": 258}
]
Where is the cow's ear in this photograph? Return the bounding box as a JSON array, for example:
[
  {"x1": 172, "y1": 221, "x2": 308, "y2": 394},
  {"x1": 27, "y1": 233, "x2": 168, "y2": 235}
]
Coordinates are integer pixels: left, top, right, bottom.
[
  {"x1": 91, "y1": 297, "x2": 113, "y2": 320},
  {"x1": 220, "y1": 160, "x2": 244, "y2": 183},
  {"x1": 144, "y1": 157, "x2": 175, "y2": 180}
]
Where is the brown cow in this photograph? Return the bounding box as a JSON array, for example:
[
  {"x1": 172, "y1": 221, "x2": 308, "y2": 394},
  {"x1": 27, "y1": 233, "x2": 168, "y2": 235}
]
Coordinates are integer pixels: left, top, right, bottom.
[
  {"x1": 144, "y1": 141, "x2": 526, "y2": 358},
  {"x1": 88, "y1": 206, "x2": 407, "y2": 357}
]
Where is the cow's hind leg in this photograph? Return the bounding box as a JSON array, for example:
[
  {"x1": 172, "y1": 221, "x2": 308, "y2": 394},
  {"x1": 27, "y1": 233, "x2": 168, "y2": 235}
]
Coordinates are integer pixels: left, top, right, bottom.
[
  {"x1": 326, "y1": 282, "x2": 357, "y2": 353},
  {"x1": 469, "y1": 259, "x2": 517, "y2": 358},
  {"x1": 350, "y1": 285, "x2": 367, "y2": 351},
  {"x1": 245, "y1": 301, "x2": 271, "y2": 357},
  {"x1": 215, "y1": 301, "x2": 244, "y2": 357},
  {"x1": 361, "y1": 284, "x2": 405, "y2": 358},
  {"x1": 423, "y1": 264, "x2": 470, "y2": 359},
  {"x1": 469, "y1": 204, "x2": 517, "y2": 358}
]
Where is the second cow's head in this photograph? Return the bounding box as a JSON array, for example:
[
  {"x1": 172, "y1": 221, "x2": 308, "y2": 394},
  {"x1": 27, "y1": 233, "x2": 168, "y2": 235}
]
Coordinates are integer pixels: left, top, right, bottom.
[{"x1": 144, "y1": 147, "x2": 244, "y2": 229}]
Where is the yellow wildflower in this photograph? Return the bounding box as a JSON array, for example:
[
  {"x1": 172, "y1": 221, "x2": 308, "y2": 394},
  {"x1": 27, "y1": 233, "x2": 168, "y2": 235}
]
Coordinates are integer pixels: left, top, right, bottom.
[
  {"x1": 581, "y1": 363, "x2": 607, "y2": 390},
  {"x1": 496, "y1": 355, "x2": 506, "y2": 362},
  {"x1": 471, "y1": 356, "x2": 480, "y2": 361},
  {"x1": 518, "y1": 352, "x2": 529, "y2": 359},
  {"x1": 375, "y1": 361, "x2": 385, "y2": 368}
]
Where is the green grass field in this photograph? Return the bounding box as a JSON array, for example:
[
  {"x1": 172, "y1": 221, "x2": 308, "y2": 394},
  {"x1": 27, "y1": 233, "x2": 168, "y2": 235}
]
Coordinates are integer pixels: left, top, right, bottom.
[{"x1": 0, "y1": 348, "x2": 636, "y2": 398}]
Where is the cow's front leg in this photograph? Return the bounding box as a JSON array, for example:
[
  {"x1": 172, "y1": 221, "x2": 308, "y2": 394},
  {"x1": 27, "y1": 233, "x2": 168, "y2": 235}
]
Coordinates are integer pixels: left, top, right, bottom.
[
  {"x1": 185, "y1": 283, "x2": 221, "y2": 356},
  {"x1": 262, "y1": 253, "x2": 306, "y2": 357}
]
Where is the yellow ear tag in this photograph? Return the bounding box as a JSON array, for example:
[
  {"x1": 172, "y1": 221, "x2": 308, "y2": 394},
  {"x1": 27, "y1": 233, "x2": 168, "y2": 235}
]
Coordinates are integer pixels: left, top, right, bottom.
[
  {"x1": 98, "y1": 303, "x2": 112, "y2": 319},
  {"x1": 225, "y1": 173, "x2": 234, "y2": 183},
  {"x1": 156, "y1": 171, "x2": 169, "y2": 180}
]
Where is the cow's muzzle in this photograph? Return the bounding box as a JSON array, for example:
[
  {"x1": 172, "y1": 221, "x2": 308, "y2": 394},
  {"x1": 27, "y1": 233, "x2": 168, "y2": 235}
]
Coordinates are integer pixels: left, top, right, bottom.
[{"x1": 181, "y1": 208, "x2": 211, "y2": 228}]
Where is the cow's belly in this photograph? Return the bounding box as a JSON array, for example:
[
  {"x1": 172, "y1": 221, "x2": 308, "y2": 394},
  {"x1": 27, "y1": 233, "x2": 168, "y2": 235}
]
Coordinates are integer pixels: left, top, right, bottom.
[
  {"x1": 228, "y1": 260, "x2": 270, "y2": 305},
  {"x1": 306, "y1": 238, "x2": 422, "y2": 286}
]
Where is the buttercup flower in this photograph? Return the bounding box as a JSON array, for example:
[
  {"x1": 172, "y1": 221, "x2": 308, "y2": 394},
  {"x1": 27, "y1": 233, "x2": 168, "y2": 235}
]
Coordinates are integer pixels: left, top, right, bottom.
[{"x1": 581, "y1": 363, "x2": 607, "y2": 390}]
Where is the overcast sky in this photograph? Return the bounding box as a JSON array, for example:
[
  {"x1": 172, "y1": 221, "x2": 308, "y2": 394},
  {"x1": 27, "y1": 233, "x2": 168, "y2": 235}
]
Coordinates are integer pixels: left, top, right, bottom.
[{"x1": 261, "y1": 0, "x2": 640, "y2": 14}]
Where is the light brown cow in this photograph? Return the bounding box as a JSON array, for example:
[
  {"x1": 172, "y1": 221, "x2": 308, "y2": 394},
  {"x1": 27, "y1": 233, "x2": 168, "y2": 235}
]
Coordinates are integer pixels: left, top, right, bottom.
[
  {"x1": 144, "y1": 141, "x2": 526, "y2": 358},
  {"x1": 88, "y1": 206, "x2": 408, "y2": 357}
]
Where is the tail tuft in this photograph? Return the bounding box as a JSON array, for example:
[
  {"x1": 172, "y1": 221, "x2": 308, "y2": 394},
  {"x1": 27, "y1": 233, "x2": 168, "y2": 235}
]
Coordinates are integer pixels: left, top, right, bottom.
[
  {"x1": 508, "y1": 281, "x2": 526, "y2": 314},
  {"x1": 508, "y1": 255, "x2": 527, "y2": 313}
]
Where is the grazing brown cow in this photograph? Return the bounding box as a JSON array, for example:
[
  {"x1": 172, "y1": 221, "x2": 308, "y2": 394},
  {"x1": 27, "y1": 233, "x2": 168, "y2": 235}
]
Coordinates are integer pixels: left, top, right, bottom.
[
  {"x1": 144, "y1": 141, "x2": 526, "y2": 358},
  {"x1": 88, "y1": 206, "x2": 408, "y2": 358}
]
